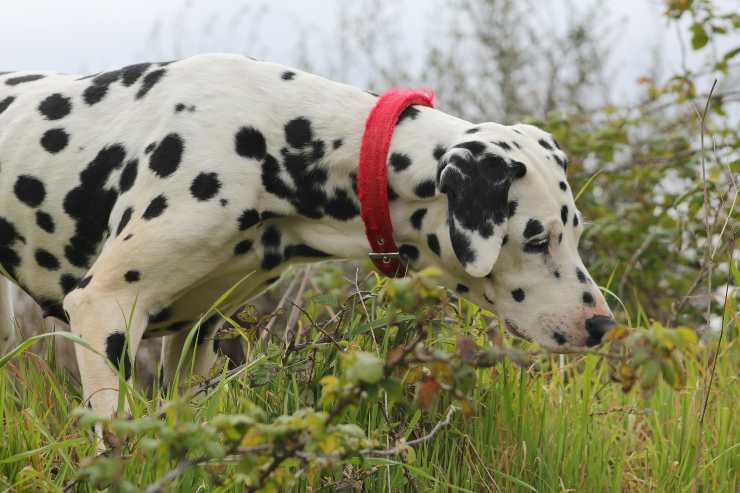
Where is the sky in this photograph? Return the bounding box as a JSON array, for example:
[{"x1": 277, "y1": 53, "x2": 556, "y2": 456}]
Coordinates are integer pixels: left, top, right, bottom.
[{"x1": 0, "y1": 0, "x2": 734, "y2": 101}]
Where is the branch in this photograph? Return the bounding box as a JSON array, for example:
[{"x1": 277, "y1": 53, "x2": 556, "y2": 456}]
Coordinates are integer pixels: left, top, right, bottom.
[{"x1": 363, "y1": 406, "x2": 456, "y2": 456}]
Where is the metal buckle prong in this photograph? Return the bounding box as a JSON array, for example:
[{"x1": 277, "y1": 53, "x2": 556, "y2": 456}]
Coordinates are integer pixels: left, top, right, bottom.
[{"x1": 368, "y1": 252, "x2": 400, "y2": 264}]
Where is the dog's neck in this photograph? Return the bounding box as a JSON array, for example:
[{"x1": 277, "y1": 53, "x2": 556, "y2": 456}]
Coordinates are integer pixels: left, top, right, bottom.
[{"x1": 284, "y1": 99, "x2": 471, "y2": 275}]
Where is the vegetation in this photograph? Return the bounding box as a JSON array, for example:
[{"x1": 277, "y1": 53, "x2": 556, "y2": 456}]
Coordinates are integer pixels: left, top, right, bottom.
[{"x1": 1, "y1": 0, "x2": 738, "y2": 491}]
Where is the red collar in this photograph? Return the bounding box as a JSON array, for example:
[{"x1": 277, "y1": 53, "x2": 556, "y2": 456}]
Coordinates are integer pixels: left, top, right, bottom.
[{"x1": 357, "y1": 88, "x2": 435, "y2": 277}]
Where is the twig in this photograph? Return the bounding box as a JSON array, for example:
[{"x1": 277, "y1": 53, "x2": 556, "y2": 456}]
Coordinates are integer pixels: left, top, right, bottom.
[
  {"x1": 282, "y1": 267, "x2": 311, "y2": 364},
  {"x1": 143, "y1": 445, "x2": 268, "y2": 493},
  {"x1": 363, "y1": 406, "x2": 456, "y2": 456},
  {"x1": 690, "y1": 78, "x2": 718, "y2": 493},
  {"x1": 259, "y1": 271, "x2": 300, "y2": 343},
  {"x1": 463, "y1": 434, "x2": 500, "y2": 493},
  {"x1": 618, "y1": 230, "x2": 659, "y2": 293}
]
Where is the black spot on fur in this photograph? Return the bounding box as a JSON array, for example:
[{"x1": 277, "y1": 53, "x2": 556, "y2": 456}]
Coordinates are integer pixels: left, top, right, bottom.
[
  {"x1": 508, "y1": 200, "x2": 518, "y2": 217},
  {"x1": 453, "y1": 141, "x2": 486, "y2": 156},
  {"x1": 389, "y1": 153, "x2": 411, "y2": 172},
  {"x1": 262, "y1": 210, "x2": 284, "y2": 221},
  {"x1": 36, "y1": 211, "x2": 55, "y2": 233},
  {"x1": 511, "y1": 288, "x2": 525, "y2": 302},
  {"x1": 561, "y1": 205, "x2": 568, "y2": 225},
  {"x1": 284, "y1": 117, "x2": 313, "y2": 148},
  {"x1": 149, "y1": 307, "x2": 172, "y2": 324},
  {"x1": 502, "y1": 234, "x2": 509, "y2": 246},
  {"x1": 576, "y1": 268, "x2": 587, "y2": 283},
  {"x1": 14, "y1": 175, "x2": 46, "y2": 207},
  {"x1": 123, "y1": 234, "x2": 133, "y2": 241},
  {"x1": 0, "y1": 96, "x2": 16, "y2": 114},
  {"x1": 538, "y1": 139, "x2": 553, "y2": 150},
  {"x1": 119, "y1": 159, "x2": 138, "y2": 193},
  {"x1": 40, "y1": 128, "x2": 69, "y2": 153},
  {"x1": 554, "y1": 269, "x2": 561, "y2": 279},
  {"x1": 235, "y1": 127, "x2": 266, "y2": 160},
  {"x1": 262, "y1": 226, "x2": 281, "y2": 247},
  {"x1": 6, "y1": 74, "x2": 45, "y2": 86},
  {"x1": 332, "y1": 139, "x2": 343, "y2": 149},
  {"x1": 281, "y1": 71, "x2": 296, "y2": 80},
  {"x1": 573, "y1": 214, "x2": 579, "y2": 227},
  {"x1": 553, "y1": 331, "x2": 567, "y2": 345},
  {"x1": 82, "y1": 70, "x2": 122, "y2": 105},
  {"x1": 559, "y1": 181, "x2": 567, "y2": 191},
  {"x1": 510, "y1": 161, "x2": 527, "y2": 178},
  {"x1": 38, "y1": 93, "x2": 71, "y2": 120},
  {"x1": 149, "y1": 133, "x2": 184, "y2": 178},
  {"x1": 433, "y1": 145, "x2": 446, "y2": 160},
  {"x1": 62, "y1": 144, "x2": 125, "y2": 267},
  {"x1": 60, "y1": 274, "x2": 79, "y2": 294},
  {"x1": 456, "y1": 283, "x2": 469, "y2": 293},
  {"x1": 261, "y1": 226, "x2": 282, "y2": 270},
  {"x1": 414, "y1": 180, "x2": 436, "y2": 198},
  {"x1": 410, "y1": 208, "x2": 427, "y2": 230},
  {"x1": 39, "y1": 299, "x2": 66, "y2": 322},
  {"x1": 121, "y1": 63, "x2": 151, "y2": 86},
  {"x1": 143, "y1": 195, "x2": 167, "y2": 219},
  {"x1": 261, "y1": 119, "x2": 351, "y2": 221},
  {"x1": 427, "y1": 234, "x2": 440, "y2": 256},
  {"x1": 105, "y1": 332, "x2": 132, "y2": 380},
  {"x1": 582, "y1": 291, "x2": 595, "y2": 306},
  {"x1": 190, "y1": 172, "x2": 221, "y2": 201},
  {"x1": 174, "y1": 103, "x2": 186, "y2": 112},
  {"x1": 553, "y1": 154, "x2": 567, "y2": 170},
  {"x1": 523, "y1": 219, "x2": 544, "y2": 239},
  {"x1": 495, "y1": 141, "x2": 512, "y2": 151},
  {"x1": 399, "y1": 244, "x2": 419, "y2": 263},
  {"x1": 196, "y1": 315, "x2": 220, "y2": 346},
  {"x1": 117, "y1": 207, "x2": 133, "y2": 236},
  {"x1": 324, "y1": 189, "x2": 359, "y2": 220},
  {"x1": 284, "y1": 244, "x2": 330, "y2": 260},
  {"x1": 234, "y1": 240, "x2": 253, "y2": 256},
  {"x1": 136, "y1": 69, "x2": 166, "y2": 99},
  {"x1": 450, "y1": 228, "x2": 475, "y2": 265},
  {"x1": 35, "y1": 249, "x2": 59, "y2": 271},
  {"x1": 397, "y1": 106, "x2": 419, "y2": 124},
  {"x1": 465, "y1": 127, "x2": 480, "y2": 134},
  {"x1": 124, "y1": 270, "x2": 140, "y2": 283},
  {"x1": 238, "y1": 209, "x2": 260, "y2": 231},
  {"x1": 78, "y1": 275, "x2": 92, "y2": 289}
]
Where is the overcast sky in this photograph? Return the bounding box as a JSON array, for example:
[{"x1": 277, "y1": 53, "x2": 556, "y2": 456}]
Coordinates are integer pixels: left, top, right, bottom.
[{"x1": 0, "y1": 0, "x2": 733, "y2": 101}]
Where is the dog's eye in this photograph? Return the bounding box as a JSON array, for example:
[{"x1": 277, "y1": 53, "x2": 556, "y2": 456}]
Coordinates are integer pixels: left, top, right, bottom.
[{"x1": 523, "y1": 236, "x2": 549, "y2": 253}]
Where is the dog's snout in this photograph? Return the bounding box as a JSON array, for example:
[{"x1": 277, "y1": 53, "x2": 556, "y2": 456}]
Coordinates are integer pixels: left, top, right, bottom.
[{"x1": 585, "y1": 315, "x2": 615, "y2": 347}]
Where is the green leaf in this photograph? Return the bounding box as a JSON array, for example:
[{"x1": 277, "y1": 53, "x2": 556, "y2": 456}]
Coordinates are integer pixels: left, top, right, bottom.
[
  {"x1": 690, "y1": 22, "x2": 709, "y2": 49},
  {"x1": 344, "y1": 351, "x2": 384, "y2": 384},
  {"x1": 312, "y1": 294, "x2": 338, "y2": 306}
]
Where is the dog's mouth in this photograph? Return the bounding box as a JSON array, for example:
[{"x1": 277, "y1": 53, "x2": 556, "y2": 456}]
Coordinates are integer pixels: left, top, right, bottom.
[{"x1": 504, "y1": 319, "x2": 532, "y2": 342}]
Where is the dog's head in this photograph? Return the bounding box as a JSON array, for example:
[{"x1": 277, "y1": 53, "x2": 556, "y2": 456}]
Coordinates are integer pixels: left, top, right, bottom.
[{"x1": 432, "y1": 123, "x2": 614, "y2": 352}]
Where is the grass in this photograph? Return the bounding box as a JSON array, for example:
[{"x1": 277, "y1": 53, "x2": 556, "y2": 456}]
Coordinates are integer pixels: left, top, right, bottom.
[{"x1": 0, "y1": 266, "x2": 737, "y2": 492}]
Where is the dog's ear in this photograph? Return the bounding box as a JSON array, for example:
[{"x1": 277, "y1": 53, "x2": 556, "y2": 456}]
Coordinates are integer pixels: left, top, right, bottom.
[{"x1": 436, "y1": 143, "x2": 525, "y2": 277}]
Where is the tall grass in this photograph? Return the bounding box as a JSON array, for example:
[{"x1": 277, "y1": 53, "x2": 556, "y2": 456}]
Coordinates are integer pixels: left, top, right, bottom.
[{"x1": 0, "y1": 267, "x2": 737, "y2": 492}]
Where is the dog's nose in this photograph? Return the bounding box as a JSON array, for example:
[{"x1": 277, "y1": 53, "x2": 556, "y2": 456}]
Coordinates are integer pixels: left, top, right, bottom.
[{"x1": 585, "y1": 315, "x2": 616, "y2": 346}]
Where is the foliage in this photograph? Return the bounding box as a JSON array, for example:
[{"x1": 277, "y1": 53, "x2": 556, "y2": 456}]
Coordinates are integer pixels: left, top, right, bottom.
[{"x1": 2, "y1": 265, "x2": 736, "y2": 491}]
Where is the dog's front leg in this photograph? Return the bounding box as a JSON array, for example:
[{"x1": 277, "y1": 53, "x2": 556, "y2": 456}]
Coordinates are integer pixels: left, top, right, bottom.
[{"x1": 63, "y1": 280, "x2": 148, "y2": 454}]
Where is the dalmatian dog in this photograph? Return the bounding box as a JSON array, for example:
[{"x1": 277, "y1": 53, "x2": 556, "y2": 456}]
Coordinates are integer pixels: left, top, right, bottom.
[{"x1": 0, "y1": 53, "x2": 614, "y2": 435}]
